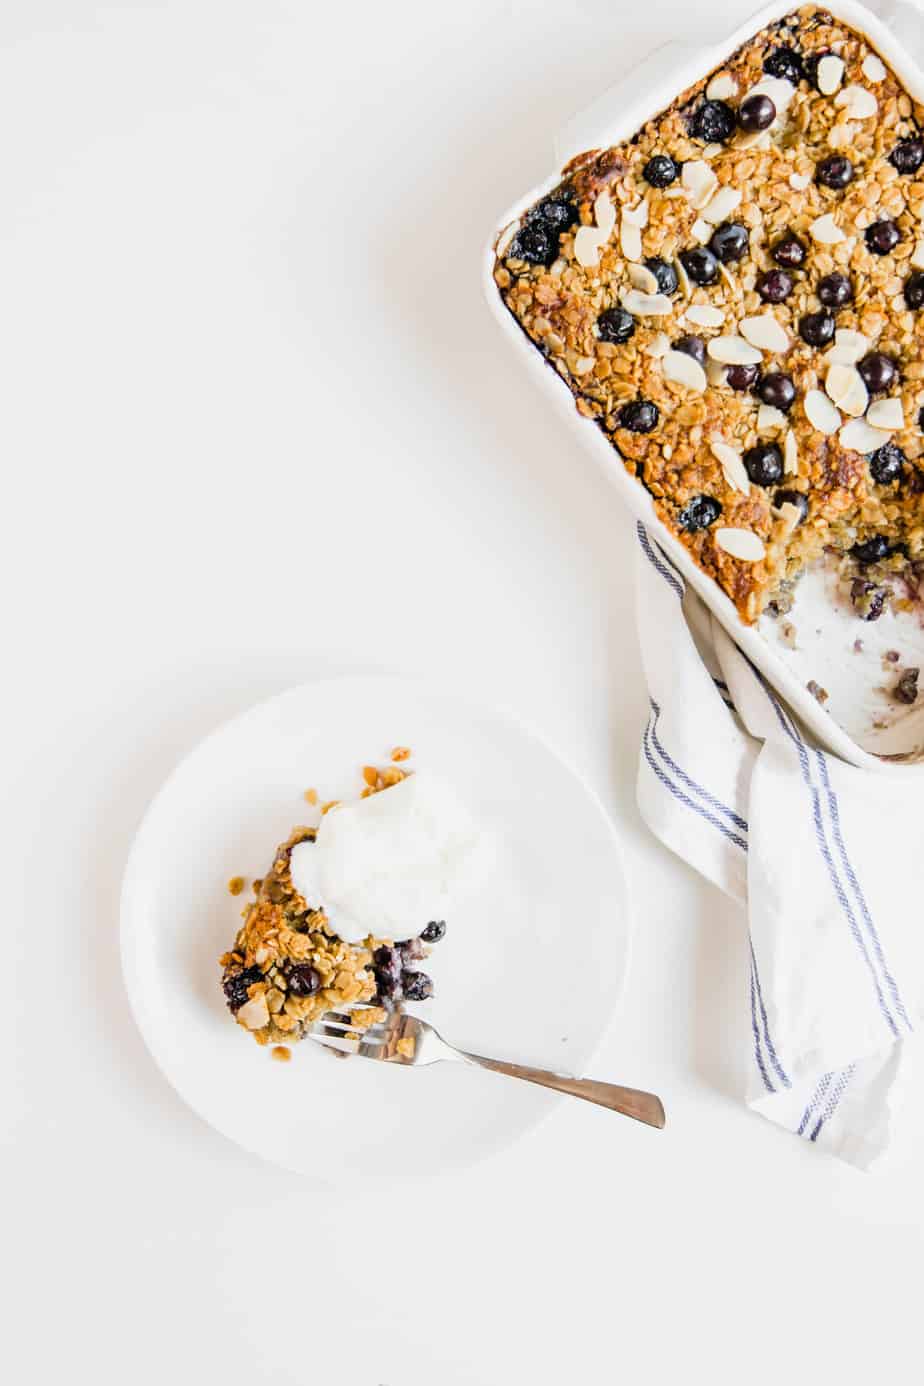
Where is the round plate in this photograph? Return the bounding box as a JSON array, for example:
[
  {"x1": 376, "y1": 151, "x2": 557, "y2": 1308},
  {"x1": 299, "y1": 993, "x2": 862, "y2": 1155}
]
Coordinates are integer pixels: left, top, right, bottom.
[{"x1": 120, "y1": 676, "x2": 632, "y2": 1182}]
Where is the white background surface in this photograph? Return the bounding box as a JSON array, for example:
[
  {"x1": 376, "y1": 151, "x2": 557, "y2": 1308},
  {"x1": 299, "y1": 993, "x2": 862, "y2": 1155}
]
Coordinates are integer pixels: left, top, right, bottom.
[{"x1": 3, "y1": 1, "x2": 922, "y2": 1381}]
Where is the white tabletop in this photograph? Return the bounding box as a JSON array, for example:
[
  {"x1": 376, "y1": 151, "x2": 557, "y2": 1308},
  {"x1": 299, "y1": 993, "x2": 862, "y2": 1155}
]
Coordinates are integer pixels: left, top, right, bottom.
[{"x1": 5, "y1": 1, "x2": 922, "y2": 1380}]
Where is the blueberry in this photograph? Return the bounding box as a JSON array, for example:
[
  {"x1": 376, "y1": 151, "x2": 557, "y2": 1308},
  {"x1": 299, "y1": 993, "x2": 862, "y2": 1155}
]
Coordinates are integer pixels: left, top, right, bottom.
[
  {"x1": 675, "y1": 334, "x2": 706, "y2": 366},
  {"x1": 643, "y1": 154, "x2": 679, "y2": 187},
  {"x1": 905, "y1": 271, "x2": 924, "y2": 309},
  {"x1": 858, "y1": 352, "x2": 898, "y2": 394},
  {"x1": 286, "y1": 963, "x2": 321, "y2": 997},
  {"x1": 817, "y1": 271, "x2": 853, "y2": 308},
  {"x1": 772, "y1": 233, "x2": 806, "y2": 268},
  {"x1": 799, "y1": 310, "x2": 836, "y2": 347},
  {"x1": 397, "y1": 936, "x2": 427, "y2": 963},
  {"x1": 764, "y1": 46, "x2": 805, "y2": 85},
  {"x1": 691, "y1": 99, "x2": 736, "y2": 143},
  {"x1": 738, "y1": 93, "x2": 776, "y2": 132},
  {"x1": 816, "y1": 155, "x2": 854, "y2": 190},
  {"x1": 222, "y1": 965, "x2": 263, "y2": 1013},
  {"x1": 852, "y1": 535, "x2": 893, "y2": 565},
  {"x1": 758, "y1": 372, "x2": 796, "y2": 410},
  {"x1": 597, "y1": 306, "x2": 635, "y2": 344},
  {"x1": 709, "y1": 222, "x2": 749, "y2": 264},
  {"x1": 509, "y1": 197, "x2": 576, "y2": 265},
  {"x1": 919, "y1": 405, "x2": 924, "y2": 430},
  {"x1": 680, "y1": 246, "x2": 719, "y2": 285},
  {"x1": 757, "y1": 269, "x2": 793, "y2": 303},
  {"x1": 372, "y1": 944, "x2": 403, "y2": 999},
  {"x1": 744, "y1": 443, "x2": 783, "y2": 487},
  {"x1": 773, "y1": 489, "x2": 808, "y2": 522},
  {"x1": 866, "y1": 219, "x2": 901, "y2": 255},
  {"x1": 420, "y1": 920, "x2": 447, "y2": 943},
  {"x1": 401, "y1": 970, "x2": 434, "y2": 1002},
  {"x1": 726, "y1": 363, "x2": 759, "y2": 391},
  {"x1": 895, "y1": 668, "x2": 920, "y2": 704},
  {"x1": 850, "y1": 579, "x2": 887, "y2": 621},
  {"x1": 645, "y1": 257, "x2": 678, "y2": 294},
  {"x1": 537, "y1": 197, "x2": 577, "y2": 231},
  {"x1": 890, "y1": 138, "x2": 924, "y2": 174},
  {"x1": 869, "y1": 440, "x2": 905, "y2": 484},
  {"x1": 678, "y1": 495, "x2": 721, "y2": 532},
  {"x1": 619, "y1": 400, "x2": 659, "y2": 433}
]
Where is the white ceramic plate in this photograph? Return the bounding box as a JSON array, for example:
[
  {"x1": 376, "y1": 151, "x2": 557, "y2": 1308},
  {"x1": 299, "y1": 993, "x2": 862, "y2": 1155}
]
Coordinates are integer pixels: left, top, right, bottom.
[{"x1": 120, "y1": 676, "x2": 632, "y2": 1182}]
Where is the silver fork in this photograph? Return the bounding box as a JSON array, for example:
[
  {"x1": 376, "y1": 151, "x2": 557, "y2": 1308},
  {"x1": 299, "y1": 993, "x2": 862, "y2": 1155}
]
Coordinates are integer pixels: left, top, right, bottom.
[{"x1": 308, "y1": 1009, "x2": 665, "y2": 1129}]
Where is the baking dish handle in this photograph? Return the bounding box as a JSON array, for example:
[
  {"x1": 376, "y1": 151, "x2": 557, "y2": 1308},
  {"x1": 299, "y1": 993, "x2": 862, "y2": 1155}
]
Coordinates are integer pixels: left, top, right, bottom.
[{"x1": 877, "y1": 0, "x2": 924, "y2": 53}]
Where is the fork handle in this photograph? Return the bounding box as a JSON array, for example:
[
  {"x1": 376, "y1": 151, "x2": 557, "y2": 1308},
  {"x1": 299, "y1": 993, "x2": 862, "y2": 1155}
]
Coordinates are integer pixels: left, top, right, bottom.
[{"x1": 459, "y1": 1053, "x2": 665, "y2": 1129}]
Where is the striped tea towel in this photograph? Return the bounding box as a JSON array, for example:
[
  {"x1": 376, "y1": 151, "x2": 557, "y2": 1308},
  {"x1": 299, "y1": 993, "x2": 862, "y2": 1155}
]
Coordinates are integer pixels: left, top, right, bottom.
[{"x1": 635, "y1": 522, "x2": 920, "y2": 1168}]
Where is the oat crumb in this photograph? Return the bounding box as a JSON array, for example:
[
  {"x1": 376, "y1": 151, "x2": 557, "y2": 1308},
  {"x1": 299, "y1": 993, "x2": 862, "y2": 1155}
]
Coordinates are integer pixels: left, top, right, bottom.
[
  {"x1": 271, "y1": 1045, "x2": 291, "y2": 1063},
  {"x1": 304, "y1": 787, "x2": 319, "y2": 805},
  {"x1": 227, "y1": 876, "x2": 245, "y2": 897},
  {"x1": 807, "y1": 680, "x2": 830, "y2": 706},
  {"x1": 391, "y1": 746, "x2": 412, "y2": 762}
]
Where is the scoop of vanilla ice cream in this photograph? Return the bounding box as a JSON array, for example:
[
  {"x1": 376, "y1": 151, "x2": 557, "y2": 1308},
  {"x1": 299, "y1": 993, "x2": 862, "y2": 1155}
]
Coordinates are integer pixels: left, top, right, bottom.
[{"x1": 288, "y1": 769, "x2": 484, "y2": 940}]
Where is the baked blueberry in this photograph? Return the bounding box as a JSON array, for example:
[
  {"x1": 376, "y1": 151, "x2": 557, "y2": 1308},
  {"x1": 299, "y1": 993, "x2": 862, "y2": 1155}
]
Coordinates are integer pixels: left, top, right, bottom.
[
  {"x1": 726, "y1": 363, "x2": 759, "y2": 390},
  {"x1": 850, "y1": 579, "x2": 888, "y2": 621},
  {"x1": 757, "y1": 269, "x2": 793, "y2": 303},
  {"x1": 691, "y1": 99, "x2": 736, "y2": 143},
  {"x1": 799, "y1": 310, "x2": 836, "y2": 347},
  {"x1": 643, "y1": 154, "x2": 679, "y2": 187},
  {"x1": 895, "y1": 668, "x2": 920, "y2": 704},
  {"x1": 645, "y1": 257, "x2": 678, "y2": 294},
  {"x1": 816, "y1": 155, "x2": 854, "y2": 190},
  {"x1": 286, "y1": 963, "x2": 322, "y2": 997},
  {"x1": 709, "y1": 221, "x2": 749, "y2": 264},
  {"x1": 758, "y1": 372, "x2": 796, "y2": 411},
  {"x1": 680, "y1": 246, "x2": 719, "y2": 285},
  {"x1": 678, "y1": 495, "x2": 721, "y2": 532},
  {"x1": 858, "y1": 352, "x2": 898, "y2": 394},
  {"x1": 764, "y1": 46, "x2": 805, "y2": 85},
  {"x1": 866, "y1": 219, "x2": 901, "y2": 255},
  {"x1": 397, "y1": 936, "x2": 427, "y2": 963},
  {"x1": 420, "y1": 920, "x2": 447, "y2": 943},
  {"x1": 619, "y1": 400, "x2": 659, "y2": 433},
  {"x1": 744, "y1": 443, "x2": 783, "y2": 487},
  {"x1": 372, "y1": 944, "x2": 404, "y2": 999},
  {"x1": 536, "y1": 197, "x2": 577, "y2": 231},
  {"x1": 869, "y1": 440, "x2": 905, "y2": 484},
  {"x1": 905, "y1": 271, "x2": 924, "y2": 309},
  {"x1": 919, "y1": 405, "x2": 924, "y2": 430},
  {"x1": 772, "y1": 232, "x2": 806, "y2": 268},
  {"x1": 852, "y1": 535, "x2": 893, "y2": 565},
  {"x1": 675, "y1": 334, "x2": 707, "y2": 366},
  {"x1": 738, "y1": 93, "x2": 776, "y2": 131},
  {"x1": 597, "y1": 306, "x2": 635, "y2": 344},
  {"x1": 510, "y1": 221, "x2": 556, "y2": 266},
  {"x1": 222, "y1": 966, "x2": 264, "y2": 1013},
  {"x1": 890, "y1": 138, "x2": 924, "y2": 174},
  {"x1": 402, "y1": 970, "x2": 434, "y2": 1001},
  {"x1": 773, "y1": 489, "x2": 808, "y2": 522},
  {"x1": 817, "y1": 271, "x2": 853, "y2": 308}
]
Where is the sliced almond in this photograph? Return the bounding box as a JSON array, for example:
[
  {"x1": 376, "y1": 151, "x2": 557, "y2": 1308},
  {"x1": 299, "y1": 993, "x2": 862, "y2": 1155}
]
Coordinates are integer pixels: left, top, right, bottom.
[
  {"x1": 789, "y1": 170, "x2": 812, "y2": 192},
  {"x1": 740, "y1": 314, "x2": 789, "y2": 354},
  {"x1": 237, "y1": 994, "x2": 270, "y2": 1031},
  {"x1": 690, "y1": 217, "x2": 713, "y2": 245},
  {"x1": 734, "y1": 129, "x2": 772, "y2": 151},
  {"x1": 707, "y1": 335, "x2": 762, "y2": 365},
  {"x1": 620, "y1": 288, "x2": 673, "y2": 317},
  {"x1": 710, "y1": 437, "x2": 751, "y2": 495},
  {"x1": 675, "y1": 256, "x2": 692, "y2": 298},
  {"x1": 862, "y1": 53, "x2": 887, "y2": 83},
  {"x1": 826, "y1": 328, "x2": 870, "y2": 365},
  {"x1": 911, "y1": 240, "x2": 924, "y2": 270},
  {"x1": 783, "y1": 430, "x2": 798, "y2": 475},
  {"x1": 816, "y1": 54, "x2": 845, "y2": 96},
  {"x1": 706, "y1": 359, "x2": 728, "y2": 387},
  {"x1": 706, "y1": 72, "x2": 738, "y2": 101},
  {"x1": 715, "y1": 527, "x2": 766, "y2": 561},
  {"x1": 835, "y1": 84, "x2": 877, "y2": 119},
  {"x1": 701, "y1": 143, "x2": 723, "y2": 161},
  {"x1": 572, "y1": 355, "x2": 596, "y2": 375},
  {"x1": 840, "y1": 417, "x2": 892, "y2": 452},
  {"x1": 682, "y1": 159, "x2": 719, "y2": 211},
  {"x1": 496, "y1": 220, "x2": 519, "y2": 257},
  {"x1": 702, "y1": 186, "x2": 742, "y2": 225},
  {"x1": 867, "y1": 397, "x2": 904, "y2": 431},
  {"x1": 825, "y1": 363, "x2": 869, "y2": 417},
  {"x1": 622, "y1": 197, "x2": 650, "y2": 229},
  {"x1": 686, "y1": 303, "x2": 725, "y2": 328},
  {"x1": 804, "y1": 388, "x2": 842, "y2": 435},
  {"x1": 620, "y1": 219, "x2": 643, "y2": 261},
  {"x1": 757, "y1": 404, "x2": 786, "y2": 433},
  {"x1": 593, "y1": 189, "x2": 617, "y2": 237},
  {"x1": 827, "y1": 121, "x2": 857, "y2": 150},
  {"x1": 810, "y1": 213, "x2": 845, "y2": 245},
  {"x1": 662, "y1": 349, "x2": 707, "y2": 393},
  {"x1": 574, "y1": 225, "x2": 606, "y2": 268},
  {"x1": 627, "y1": 262, "x2": 659, "y2": 294},
  {"x1": 642, "y1": 332, "x2": 670, "y2": 359}
]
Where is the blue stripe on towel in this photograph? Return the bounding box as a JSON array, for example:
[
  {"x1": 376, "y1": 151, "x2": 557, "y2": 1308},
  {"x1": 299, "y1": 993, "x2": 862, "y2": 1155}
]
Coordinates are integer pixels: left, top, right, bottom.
[
  {"x1": 797, "y1": 1071, "x2": 834, "y2": 1136},
  {"x1": 810, "y1": 1064, "x2": 856, "y2": 1142},
  {"x1": 649, "y1": 698, "x2": 749, "y2": 833},
  {"x1": 642, "y1": 718, "x2": 748, "y2": 852},
  {"x1": 749, "y1": 937, "x2": 790, "y2": 1089},
  {"x1": 636, "y1": 522, "x2": 684, "y2": 600},
  {"x1": 749, "y1": 965, "x2": 775, "y2": 1094}
]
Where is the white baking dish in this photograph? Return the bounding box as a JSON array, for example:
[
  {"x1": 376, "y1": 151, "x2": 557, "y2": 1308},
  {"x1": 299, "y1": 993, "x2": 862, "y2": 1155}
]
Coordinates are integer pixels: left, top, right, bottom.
[{"x1": 483, "y1": 0, "x2": 924, "y2": 772}]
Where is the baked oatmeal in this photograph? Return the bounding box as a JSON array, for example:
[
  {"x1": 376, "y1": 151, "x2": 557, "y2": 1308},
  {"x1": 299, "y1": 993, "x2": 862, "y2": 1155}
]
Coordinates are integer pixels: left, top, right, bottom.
[
  {"x1": 494, "y1": 5, "x2": 924, "y2": 626},
  {"x1": 219, "y1": 759, "x2": 448, "y2": 1049}
]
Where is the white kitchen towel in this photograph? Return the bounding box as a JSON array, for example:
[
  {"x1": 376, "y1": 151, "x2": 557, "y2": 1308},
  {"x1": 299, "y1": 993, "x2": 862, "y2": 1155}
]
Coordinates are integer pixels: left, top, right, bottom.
[{"x1": 634, "y1": 521, "x2": 921, "y2": 1169}]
